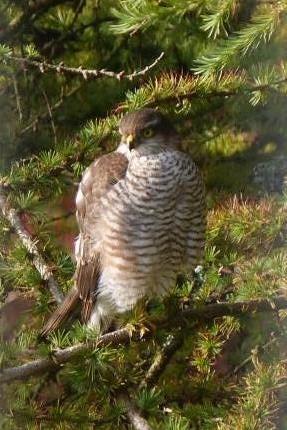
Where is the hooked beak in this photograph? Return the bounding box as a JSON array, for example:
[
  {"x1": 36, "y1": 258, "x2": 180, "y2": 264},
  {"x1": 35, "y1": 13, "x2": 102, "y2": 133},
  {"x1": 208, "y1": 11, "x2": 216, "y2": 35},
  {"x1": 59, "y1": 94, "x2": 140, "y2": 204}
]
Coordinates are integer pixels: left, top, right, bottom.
[{"x1": 126, "y1": 133, "x2": 136, "y2": 149}]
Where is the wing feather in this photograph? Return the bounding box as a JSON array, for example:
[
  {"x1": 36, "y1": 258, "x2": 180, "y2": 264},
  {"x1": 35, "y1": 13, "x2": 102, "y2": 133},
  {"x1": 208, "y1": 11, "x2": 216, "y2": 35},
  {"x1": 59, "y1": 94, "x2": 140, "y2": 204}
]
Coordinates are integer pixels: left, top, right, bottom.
[
  {"x1": 41, "y1": 151, "x2": 128, "y2": 336},
  {"x1": 74, "y1": 151, "x2": 128, "y2": 322}
]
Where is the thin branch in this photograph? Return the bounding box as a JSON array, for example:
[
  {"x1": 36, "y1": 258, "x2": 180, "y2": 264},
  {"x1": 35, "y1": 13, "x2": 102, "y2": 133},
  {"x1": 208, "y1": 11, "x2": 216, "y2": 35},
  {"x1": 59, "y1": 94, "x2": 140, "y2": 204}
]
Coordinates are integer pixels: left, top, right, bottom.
[
  {"x1": 122, "y1": 396, "x2": 152, "y2": 430},
  {"x1": 3, "y1": 52, "x2": 165, "y2": 81},
  {"x1": 18, "y1": 84, "x2": 82, "y2": 136},
  {"x1": 41, "y1": 88, "x2": 58, "y2": 144},
  {"x1": 8, "y1": 409, "x2": 115, "y2": 426},
  {"x1": 0, "y1": 185, "x2": 64, "y2": 304},
  {"x1": 11, "y1": 71, "x2": 23, "y2": 122},
  {"x1": 139, "y1": 330, "x2": 184, "y2": 389},
  {"x1": 2, "y1": 296, "x2": 287, "y2": 384},
  {"x1": 228, "y1": 332, "x2": 279, "y2": 377}
]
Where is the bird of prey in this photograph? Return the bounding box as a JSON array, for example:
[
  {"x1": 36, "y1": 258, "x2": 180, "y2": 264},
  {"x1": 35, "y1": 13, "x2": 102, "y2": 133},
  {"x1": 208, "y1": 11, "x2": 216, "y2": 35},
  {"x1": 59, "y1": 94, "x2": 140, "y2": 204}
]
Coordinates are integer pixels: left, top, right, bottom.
[{"x1": 41, "y1": 108, "x2": 205, "y2": 336}]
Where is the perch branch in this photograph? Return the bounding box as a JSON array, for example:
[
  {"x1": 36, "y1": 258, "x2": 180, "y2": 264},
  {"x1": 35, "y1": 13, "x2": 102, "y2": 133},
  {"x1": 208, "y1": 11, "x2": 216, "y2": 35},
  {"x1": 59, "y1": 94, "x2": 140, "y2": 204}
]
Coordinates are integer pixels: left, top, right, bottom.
[
  {"x1": 119, "y1": 393, "x2": 152, "y2": 430},
  {"x1": 123, "y1": 397, "x2": 152, "y2": 430},
  {"x1": 0, "y1": 328, "x2": 134, "y2": 383},
  {"x1": 0, "y1": 185, "x2": 64, "y2": 304},
  {"x1": 3, "y1": 52, "x2": 165, "y2": 81},
  {"x1": 2, "y1": 296, "x2": 287, "y2": 384}
]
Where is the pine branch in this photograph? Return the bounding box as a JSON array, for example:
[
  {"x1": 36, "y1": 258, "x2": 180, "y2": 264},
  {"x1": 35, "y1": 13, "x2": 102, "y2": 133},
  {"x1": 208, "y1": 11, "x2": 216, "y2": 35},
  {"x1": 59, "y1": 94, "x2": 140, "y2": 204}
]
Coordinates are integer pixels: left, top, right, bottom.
[
  {"x1": 0, "y1": 327, "x2": 134, "y2": 383},
  {"x1": 2, "y1": 296, "x2": 287, "y2": 384},
  {"x1": 2, "y1": 52, "x2": 165, "y2": 81},
  {"x1": 123, "y1": 72, "x2": 287, "y2": 110},
  {"x1": 0, "y1": 185, "x2": 64, "y2": 304},
  {"x1": 201, "y1": 0, "x2": 238, "y2": 39},
  {"x1": 3, "y1": 71, "x2": 286, "y2": 194},
  {"x1": 194, "y1": 4, "x2": 286, "y2": 75},
  {"x1": 110, "y1": 0, "x2": 207, "y2": 35}
]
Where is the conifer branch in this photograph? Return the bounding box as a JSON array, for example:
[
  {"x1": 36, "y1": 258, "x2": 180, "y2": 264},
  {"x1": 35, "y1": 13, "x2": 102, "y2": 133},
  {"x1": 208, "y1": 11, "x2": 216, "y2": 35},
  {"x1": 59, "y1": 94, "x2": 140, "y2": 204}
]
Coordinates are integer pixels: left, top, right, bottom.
[
  {"x1": 139, "y1": 330, "x2": 184, "y2": 389},
  {"x1": 0, "y1": 185, "x2": 64, "y2": 304},
  {"x1": 194, "y1": 5, "x2": 286, "y2": 75},
  {"x1": 148, "y1": 76, "x2": 287, "y2": 107},
  {"x1": 0, "y1": 327, "x2": 133, "y2": 383},
  {"x1": 2, "y1": 52, "x2": 165, "y2": 81},
  {"x1": 121, "y1": 395, "x2": 152, "y2": 430},
  {"x1": 1, "y1": 296, "x2": 287, "y2": 384}
]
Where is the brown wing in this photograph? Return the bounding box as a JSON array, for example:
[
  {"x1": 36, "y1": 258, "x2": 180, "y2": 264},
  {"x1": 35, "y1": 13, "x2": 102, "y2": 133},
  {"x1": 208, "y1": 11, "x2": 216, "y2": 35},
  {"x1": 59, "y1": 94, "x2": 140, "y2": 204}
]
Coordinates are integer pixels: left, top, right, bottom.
[
  {"x1": 75, "y1": 151, "x2": 128, "y2": 322},
  {"x1": 41, "y1": 151, "x2": 128, "y2": 337}
]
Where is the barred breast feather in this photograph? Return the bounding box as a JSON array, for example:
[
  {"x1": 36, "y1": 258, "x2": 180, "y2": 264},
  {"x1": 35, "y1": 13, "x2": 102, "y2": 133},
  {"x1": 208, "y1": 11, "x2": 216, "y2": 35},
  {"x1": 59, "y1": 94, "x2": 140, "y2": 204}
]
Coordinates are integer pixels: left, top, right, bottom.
[
  {"x1": 41, "y1": 147, "x2": 205, "y2": 336},
  {"x1": 89, "y1": 149, "x2": 205, "y2": 328}
]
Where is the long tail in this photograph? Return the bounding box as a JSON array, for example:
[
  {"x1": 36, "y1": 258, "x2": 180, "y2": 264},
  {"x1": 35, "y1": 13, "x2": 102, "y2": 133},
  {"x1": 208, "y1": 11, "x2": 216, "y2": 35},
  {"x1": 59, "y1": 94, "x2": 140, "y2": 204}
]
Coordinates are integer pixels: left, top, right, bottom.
[{"x1": 40, "y1": 287, "x2": 81, "y2": 338}]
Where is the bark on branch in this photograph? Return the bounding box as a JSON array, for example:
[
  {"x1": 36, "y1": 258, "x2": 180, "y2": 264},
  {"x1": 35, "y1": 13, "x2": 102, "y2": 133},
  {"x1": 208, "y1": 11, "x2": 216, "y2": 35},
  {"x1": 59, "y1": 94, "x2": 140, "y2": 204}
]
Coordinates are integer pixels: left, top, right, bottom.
[
  {"x1": 0, "y1": 185, "x2": 64, "y2": 304},
  {"x1": 120, "y1": 395, "x2": 152, "y2": 430},
  {"x1": 139, "y1": 330, "x2": 184, "y2": 390},
  {"x1": 3, "y1": 52, "x2": 165, "y2": 81},
  {"x1": 1, "y1": 296, "x2": 287, "y2": 384}
]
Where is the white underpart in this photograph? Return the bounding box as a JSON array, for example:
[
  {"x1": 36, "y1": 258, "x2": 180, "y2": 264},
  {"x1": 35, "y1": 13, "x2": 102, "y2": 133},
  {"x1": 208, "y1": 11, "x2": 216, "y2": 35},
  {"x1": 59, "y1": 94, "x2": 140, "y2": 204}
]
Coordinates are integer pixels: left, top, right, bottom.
[{"x1": 88, "y1": 146, "x2": 205, "y2": 330}]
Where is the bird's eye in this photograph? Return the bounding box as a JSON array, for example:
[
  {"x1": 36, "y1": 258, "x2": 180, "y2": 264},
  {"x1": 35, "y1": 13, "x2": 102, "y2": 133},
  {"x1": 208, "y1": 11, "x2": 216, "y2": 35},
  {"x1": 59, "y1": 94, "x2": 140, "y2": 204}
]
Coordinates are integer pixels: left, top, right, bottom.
[{"x1": 142, "y1": 128, "x2": 154, "y2": 138}]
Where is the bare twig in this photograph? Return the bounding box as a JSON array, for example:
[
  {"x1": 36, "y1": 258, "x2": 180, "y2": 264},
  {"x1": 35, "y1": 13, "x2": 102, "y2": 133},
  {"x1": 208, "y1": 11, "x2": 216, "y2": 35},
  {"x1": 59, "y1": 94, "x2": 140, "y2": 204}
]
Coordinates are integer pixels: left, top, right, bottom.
[
  {"x1": 12, "y1": 72, "x2": 23, "y2": 122},
  {"x1": 19, "y1": 84, "x2": 82, "y2": 136},
  {"x1": 3, "y1": 52, "x2": 165, "y2": 81},
  {"x1": 229, "y1": 333, "x2": 279, "y2": 377},
  {"x1": 2, "y1": 296, "x2": 287, "y2": 384},
  {"x1": 0, "y1": 185, "x2": 64, "y2": 304},
  {"x1": 41, "y1": 88, "x2": 58, "y2": 144}
]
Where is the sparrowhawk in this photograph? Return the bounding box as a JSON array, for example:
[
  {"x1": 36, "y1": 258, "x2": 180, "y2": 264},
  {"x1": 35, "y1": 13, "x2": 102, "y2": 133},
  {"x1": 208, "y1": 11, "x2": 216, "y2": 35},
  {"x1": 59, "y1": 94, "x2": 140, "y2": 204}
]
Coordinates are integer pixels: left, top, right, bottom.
[{"x1": 41, "y1": 108, "x2": 206, "y2": 336}]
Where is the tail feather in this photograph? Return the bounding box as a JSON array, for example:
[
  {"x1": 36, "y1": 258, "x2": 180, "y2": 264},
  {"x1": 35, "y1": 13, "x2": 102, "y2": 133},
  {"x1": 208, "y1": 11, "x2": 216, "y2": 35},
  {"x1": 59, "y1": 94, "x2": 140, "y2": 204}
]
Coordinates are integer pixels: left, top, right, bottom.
[{"x1": 40, "y1": 287, "x2": 80, "y2": 338}]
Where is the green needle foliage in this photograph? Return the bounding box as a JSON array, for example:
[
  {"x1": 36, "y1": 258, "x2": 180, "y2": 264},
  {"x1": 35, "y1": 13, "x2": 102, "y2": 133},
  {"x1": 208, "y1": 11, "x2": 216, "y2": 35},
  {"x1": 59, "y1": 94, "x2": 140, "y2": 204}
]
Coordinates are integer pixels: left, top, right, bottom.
[{"x1": 0, "y1": 0, "x2": 287, "y2": 429}]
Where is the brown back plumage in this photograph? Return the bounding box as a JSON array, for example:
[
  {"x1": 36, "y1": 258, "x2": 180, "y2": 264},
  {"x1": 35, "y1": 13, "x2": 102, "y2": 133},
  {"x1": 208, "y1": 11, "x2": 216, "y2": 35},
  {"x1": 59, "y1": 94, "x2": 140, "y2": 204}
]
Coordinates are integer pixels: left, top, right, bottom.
[{"x1": 40, "y1": 152, "x2": 128, "y2": 337}]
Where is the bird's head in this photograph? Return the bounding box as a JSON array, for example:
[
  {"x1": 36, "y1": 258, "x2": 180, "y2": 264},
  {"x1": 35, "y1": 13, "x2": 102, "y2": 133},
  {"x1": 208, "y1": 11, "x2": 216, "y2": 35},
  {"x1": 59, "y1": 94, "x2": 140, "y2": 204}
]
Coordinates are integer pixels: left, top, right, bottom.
[{"x1": 118, "y1": 108, "x2": 180, "y2": 155}]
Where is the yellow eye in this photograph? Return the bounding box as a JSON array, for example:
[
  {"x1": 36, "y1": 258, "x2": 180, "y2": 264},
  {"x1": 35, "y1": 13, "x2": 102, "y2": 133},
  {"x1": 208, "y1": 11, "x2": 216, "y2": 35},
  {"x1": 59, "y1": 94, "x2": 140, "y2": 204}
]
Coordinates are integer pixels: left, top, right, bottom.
[{"x1": 142, "y1": 128, "x2": 154, "y2": 138}]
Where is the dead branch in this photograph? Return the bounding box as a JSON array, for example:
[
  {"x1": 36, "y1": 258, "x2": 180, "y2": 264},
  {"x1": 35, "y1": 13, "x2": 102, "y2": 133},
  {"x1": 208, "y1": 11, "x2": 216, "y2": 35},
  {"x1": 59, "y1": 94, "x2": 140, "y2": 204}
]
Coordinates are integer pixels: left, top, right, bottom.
[
  {"x1": 2, "y1": 296, "x2": 287, "y2": 384},
  {"x1": 3, "y1": 52, "x2": 165, "y2": 81},
  {"x1": 0, "y1": 185, "x2": 64, "y2": 304}
]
